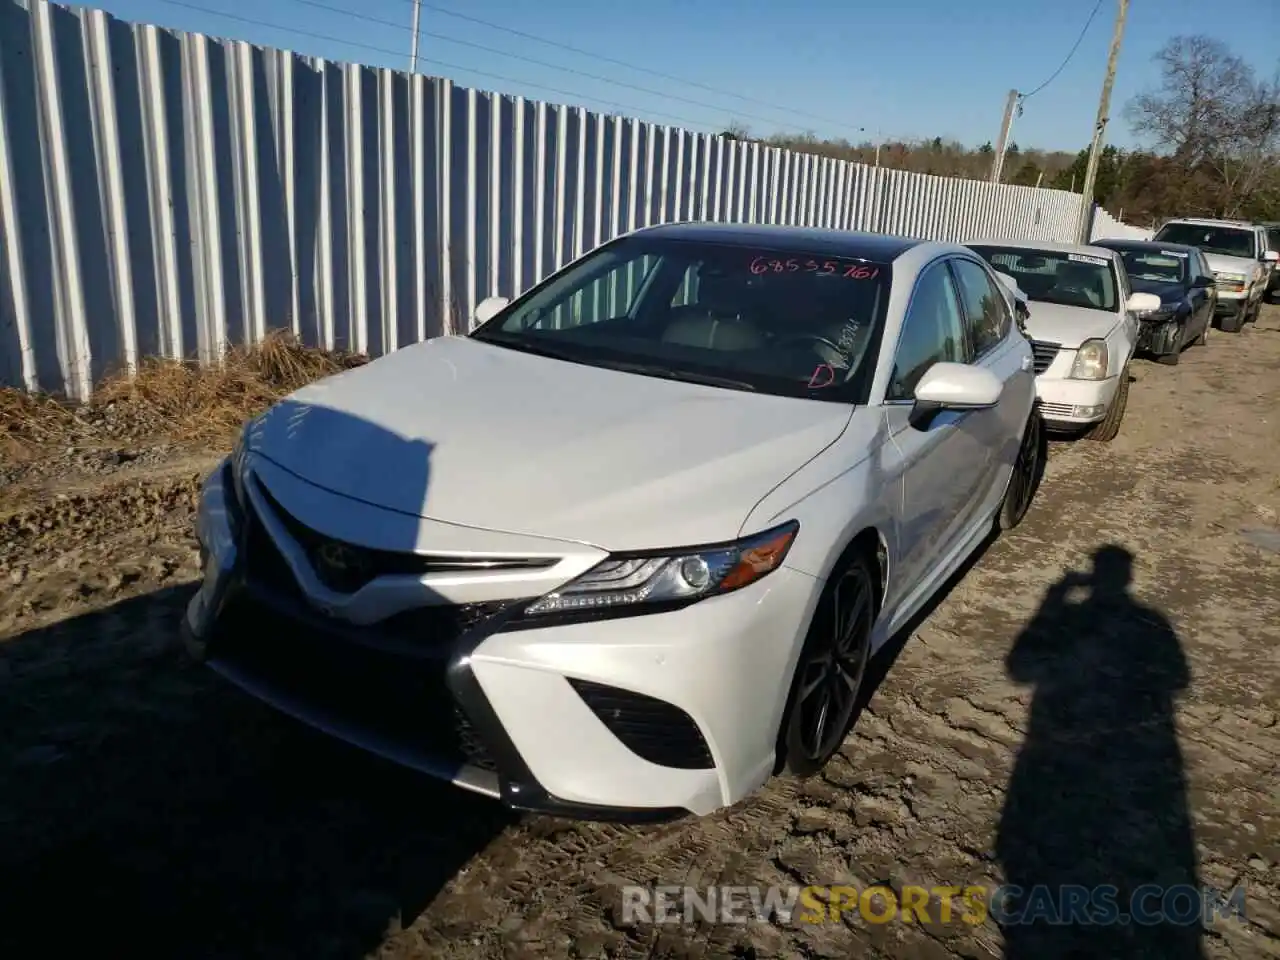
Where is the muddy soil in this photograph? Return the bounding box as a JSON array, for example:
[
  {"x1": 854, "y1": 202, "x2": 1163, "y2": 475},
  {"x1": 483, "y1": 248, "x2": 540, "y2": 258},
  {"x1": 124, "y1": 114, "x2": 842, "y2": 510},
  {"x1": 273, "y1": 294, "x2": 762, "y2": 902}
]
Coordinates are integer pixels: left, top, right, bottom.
[{"x1": 2, "y1": 310, "x2": 1278, "y2": 958}]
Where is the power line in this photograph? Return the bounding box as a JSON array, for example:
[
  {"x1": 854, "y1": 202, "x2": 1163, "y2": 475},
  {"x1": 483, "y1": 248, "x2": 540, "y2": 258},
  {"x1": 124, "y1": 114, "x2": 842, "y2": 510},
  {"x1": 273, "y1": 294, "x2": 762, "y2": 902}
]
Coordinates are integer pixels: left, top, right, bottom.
[
  {"x1": 280, "y1": 0, "x2": 851, "y2": 139},
  {"x1": 1019, "y1": 0, "x2": 1105, "y2": 101},
  {"x1": 153, "y1": 0, "x2": 712, "y2": 129},
  {"x1": 392, "y1": 0, "x2": 856, "y2": 132}
]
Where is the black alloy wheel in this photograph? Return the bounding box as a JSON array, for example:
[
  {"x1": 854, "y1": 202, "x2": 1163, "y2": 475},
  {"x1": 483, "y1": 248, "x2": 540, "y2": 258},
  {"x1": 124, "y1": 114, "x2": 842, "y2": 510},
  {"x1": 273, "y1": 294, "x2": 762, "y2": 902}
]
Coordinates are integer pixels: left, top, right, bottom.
[
  {"x1": 999, "y1": 412, "x2": 1044, "y2": 530},
  {"x1": 780, "y1": 556, "x2": 876, "y2": 777}
]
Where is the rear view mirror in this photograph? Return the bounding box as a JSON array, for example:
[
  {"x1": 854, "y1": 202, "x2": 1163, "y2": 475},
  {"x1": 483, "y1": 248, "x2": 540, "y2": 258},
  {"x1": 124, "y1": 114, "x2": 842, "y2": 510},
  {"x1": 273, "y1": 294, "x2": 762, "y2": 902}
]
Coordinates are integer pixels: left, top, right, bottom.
[
  {"x1": 1192, "y1": 275, "x2": 1215, "y2": 288},
  {"x1": 1264, "y1": 250, "x2": 1279, "y2": 263},
  {"x1": 909, "y1": 362, "x2": 1003, "y2": 429}
]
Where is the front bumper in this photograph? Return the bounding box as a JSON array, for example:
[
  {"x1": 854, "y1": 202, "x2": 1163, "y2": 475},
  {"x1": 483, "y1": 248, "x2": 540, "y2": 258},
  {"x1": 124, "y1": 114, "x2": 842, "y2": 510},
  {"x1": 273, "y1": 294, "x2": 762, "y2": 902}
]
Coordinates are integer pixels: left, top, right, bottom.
[
  {"x1": 1214, "y1": 290, "x2": 1247, "y2": 315},
  {"x1": 1032, "y1": 375, "x2": 1119, "y2": 427},
  {"x1": 1136, "y1": 316, "x2": 1184, "y2": 356},
  {"x1": 185, "y1": 458, "x2": 819, "y2": 820}
]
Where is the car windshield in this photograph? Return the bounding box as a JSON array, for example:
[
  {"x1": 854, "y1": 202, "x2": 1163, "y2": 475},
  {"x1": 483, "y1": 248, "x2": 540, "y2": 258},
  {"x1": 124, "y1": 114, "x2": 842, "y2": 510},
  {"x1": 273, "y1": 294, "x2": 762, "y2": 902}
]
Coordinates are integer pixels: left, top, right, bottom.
[
  {"x1": 469, "y1": 236, "x2": 891, "y2": 402},
  {"x1": 1154, "y1": 223, "x2": 1255, "y2": 259},
  {"x1": 967, "y1": 245, "x2": 1118, "y2": 313},
  {"x1": 1115, "y1": 249, "x2": 1187, "y2": 291}
]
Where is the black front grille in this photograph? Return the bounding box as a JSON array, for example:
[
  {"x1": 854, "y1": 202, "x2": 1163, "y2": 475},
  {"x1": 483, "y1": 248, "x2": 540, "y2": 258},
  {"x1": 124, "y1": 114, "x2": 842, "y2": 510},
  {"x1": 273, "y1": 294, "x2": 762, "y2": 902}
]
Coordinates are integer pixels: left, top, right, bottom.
[
  {"x1": 241, "y1": 505, "x2": 515, "y2": 651},
  {"x1": 214, "y1": 598, "x2": 500, "y2": 772},
  {"x1": 1030, "y1": 340, "x2": 1060, "y2": 375},
  {"x1": 253, "y1": 479, "x2": 555, "y2": 595},
  {"x1": 568, "y1": 678, "x2": 714, "y2": 770}
]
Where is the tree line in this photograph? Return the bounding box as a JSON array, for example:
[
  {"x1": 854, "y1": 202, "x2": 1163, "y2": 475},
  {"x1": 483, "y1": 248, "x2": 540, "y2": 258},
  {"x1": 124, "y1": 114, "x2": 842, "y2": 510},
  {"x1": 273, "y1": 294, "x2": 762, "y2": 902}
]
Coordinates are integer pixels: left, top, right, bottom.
[{"x1": 723, "y1": 35, "x2": 1280, "y2": 228}]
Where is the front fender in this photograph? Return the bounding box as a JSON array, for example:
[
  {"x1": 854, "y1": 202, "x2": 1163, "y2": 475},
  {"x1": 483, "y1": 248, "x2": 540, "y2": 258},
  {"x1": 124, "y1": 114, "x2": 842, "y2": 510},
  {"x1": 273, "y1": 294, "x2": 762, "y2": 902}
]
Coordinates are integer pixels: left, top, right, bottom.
[{"x1": 743, "y1": 409, "x2": 901, "y2": 591}]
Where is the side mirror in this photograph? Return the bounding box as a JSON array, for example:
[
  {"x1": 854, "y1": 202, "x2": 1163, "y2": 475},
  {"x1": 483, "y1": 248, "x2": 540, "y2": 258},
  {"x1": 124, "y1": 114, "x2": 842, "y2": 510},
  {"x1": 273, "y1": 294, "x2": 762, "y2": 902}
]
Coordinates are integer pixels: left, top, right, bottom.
[
  {"x1": 1264, "y1": 250, "x2": 1279, "y2": 263},
  {"x1": 1192, "y1": 275, "x2": 1215, "y2": 288},
  {"x1": 1125, "y1": 291, "x2": 1162, "y2": 314},
  {"x1": 471, "y1": 295, "x2": 510, "y2": 329},
  {"x1": 908, "y1": 362, "x2": 1003, "y2": 430}
]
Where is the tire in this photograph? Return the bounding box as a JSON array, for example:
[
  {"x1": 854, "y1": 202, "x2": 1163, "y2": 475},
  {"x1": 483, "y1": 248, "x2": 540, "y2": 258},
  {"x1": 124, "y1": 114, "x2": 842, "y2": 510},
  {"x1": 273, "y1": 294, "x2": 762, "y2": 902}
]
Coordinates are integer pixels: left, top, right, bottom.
[
  {"x1": 1155, "y1": 349, "x2": 1180, "y2": 366},
  {"x1": 778, "y1": 553, "x2": 877, "y2": 778},
  {"x1": 1086, "y1": 369, "x2": 1129, "y2": 443},
  {"x1": 1220, "y1": 306, "x2": 1245, "y2": 333},
  {"x1": 998, "y1": 410, "x2": 1046, "y2": 531},
  {"x1": 1249, "y1": 298, "x2": 1262, "y2": 323}
]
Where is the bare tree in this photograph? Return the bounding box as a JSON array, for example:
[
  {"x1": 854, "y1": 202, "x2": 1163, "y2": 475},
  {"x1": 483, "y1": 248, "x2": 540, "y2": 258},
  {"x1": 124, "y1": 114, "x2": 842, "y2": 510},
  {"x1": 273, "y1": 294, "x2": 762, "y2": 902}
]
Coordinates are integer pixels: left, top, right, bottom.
[{"x1": 1125, "y1": 35, "x2": 1280, "y2": 215}]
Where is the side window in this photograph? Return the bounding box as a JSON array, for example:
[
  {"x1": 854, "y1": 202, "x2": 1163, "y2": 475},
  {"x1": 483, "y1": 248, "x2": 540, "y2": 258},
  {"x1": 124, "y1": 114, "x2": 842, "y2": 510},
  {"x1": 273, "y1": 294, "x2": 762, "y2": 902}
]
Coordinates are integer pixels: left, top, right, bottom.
[
  {"x1": 951, "y1": 258, "x2": 1012, "y2": 357},
  {"x1": 887, "y1": 262, "x2": 968, "y2": 401}
]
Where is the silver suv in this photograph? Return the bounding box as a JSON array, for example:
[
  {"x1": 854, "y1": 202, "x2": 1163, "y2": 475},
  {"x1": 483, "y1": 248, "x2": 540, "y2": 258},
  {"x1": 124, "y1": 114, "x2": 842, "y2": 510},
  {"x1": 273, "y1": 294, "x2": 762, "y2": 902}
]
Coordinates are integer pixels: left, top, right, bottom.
[{"x1": 1151, "y1": 218, "x2": 1277, "y2": 332}]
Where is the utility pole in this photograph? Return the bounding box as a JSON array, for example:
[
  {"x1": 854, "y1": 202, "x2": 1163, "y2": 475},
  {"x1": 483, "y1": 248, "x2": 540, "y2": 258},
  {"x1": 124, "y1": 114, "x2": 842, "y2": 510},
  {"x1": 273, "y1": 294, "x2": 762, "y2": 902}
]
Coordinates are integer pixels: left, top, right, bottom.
[
  {"x1": 408, "y1": 0, "x2": 422, "y2": 73},
  {"x1": 990, "y1": 89, "x2": 1019, "y2": 184},
  {"x1": 1076, "y1": 0, "x2": 1129, "y2": 243}
]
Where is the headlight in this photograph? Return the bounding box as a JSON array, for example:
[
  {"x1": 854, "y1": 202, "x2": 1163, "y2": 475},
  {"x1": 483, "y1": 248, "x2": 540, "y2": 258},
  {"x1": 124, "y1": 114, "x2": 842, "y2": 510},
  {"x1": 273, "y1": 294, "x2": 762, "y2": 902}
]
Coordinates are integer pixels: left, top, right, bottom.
[
  {"x1": 1216, "y1": 272, "x2": 1246, "y2": 284},
  {"x1": 1069, "y1": 339, "x2": 1109, "y2": 380},
  {"x1": 523, "y1": 520, "x2": 799, "y2": 620}
]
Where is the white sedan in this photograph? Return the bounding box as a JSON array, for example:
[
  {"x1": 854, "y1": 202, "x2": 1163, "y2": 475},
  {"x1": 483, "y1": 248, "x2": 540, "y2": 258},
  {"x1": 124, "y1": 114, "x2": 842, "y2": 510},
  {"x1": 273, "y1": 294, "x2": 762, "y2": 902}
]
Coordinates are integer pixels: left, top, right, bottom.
[
  {"x1": 183, "y1": 223, "x2": 1044, "y2": 821},
  {"x1": 967, "y1": 239, "x2": 1159, "y2": 442}
]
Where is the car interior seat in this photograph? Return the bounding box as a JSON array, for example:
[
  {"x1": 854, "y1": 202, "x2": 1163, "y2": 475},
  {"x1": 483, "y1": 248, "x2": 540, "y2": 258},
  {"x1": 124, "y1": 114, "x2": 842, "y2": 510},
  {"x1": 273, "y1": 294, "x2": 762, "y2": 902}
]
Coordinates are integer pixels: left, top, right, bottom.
[
  {"x1": 1049, "y1": 261, "x2": 1105, "y2": 307},
  {"x1": 661, "y1": 270, "x2": 766, "y2": 350}
]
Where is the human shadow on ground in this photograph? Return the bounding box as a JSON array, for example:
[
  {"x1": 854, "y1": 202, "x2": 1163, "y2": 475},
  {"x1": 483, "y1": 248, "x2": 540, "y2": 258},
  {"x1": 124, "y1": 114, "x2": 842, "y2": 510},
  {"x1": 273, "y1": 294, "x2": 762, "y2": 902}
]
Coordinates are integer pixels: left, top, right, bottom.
[
  {"x1": 0, "y1": 390, "x2": 515, "y2": 956},
  {"x1": 995, "y1": 544, "x2": 1204, "y2": 960},
  {"x1": 0, "y1": 584, "x2": 514, "y2": 957}
]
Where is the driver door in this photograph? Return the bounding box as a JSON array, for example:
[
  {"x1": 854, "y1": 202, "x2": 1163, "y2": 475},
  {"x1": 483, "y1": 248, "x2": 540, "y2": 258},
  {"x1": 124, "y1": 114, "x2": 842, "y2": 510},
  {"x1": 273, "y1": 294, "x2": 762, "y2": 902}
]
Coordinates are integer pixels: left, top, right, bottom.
[{"x1": 882, "y1": 259, "x2": 987, "y2": 611}]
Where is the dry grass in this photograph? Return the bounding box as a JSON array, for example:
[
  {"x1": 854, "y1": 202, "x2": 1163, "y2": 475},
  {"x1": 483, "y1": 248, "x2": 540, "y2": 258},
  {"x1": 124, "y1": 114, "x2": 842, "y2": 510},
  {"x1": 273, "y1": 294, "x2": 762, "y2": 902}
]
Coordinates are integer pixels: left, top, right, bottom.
[{"x1": 1, "y1": 331, "x2": 366, "y2": 458}]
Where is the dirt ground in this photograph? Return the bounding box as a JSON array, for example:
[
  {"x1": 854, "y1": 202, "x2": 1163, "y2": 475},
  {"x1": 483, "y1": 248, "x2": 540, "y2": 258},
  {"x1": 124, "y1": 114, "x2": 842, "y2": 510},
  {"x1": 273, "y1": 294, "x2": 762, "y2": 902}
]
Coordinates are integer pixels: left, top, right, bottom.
[{"x1": 2, "y1": 310, "x2": 1279, "y2": 959}]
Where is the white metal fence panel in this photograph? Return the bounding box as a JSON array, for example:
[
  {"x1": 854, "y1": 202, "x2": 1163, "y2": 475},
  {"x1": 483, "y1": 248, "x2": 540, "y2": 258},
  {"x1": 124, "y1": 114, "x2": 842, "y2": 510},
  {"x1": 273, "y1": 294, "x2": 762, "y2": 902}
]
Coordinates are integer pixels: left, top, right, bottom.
[
  {"x1": 1091, "y1": 208, "x2": 1153, "y2": 241},
  {"x1": 0, "y1": 0, "x2": 1088, "y2": 397}
]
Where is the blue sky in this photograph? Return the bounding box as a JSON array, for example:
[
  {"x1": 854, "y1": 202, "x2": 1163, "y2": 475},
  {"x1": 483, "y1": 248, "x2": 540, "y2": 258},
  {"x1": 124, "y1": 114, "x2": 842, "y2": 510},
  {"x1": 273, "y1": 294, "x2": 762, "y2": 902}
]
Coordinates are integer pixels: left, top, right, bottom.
[{"x1": 91, "y1": 0, "x2": 1278, "y2": 153}]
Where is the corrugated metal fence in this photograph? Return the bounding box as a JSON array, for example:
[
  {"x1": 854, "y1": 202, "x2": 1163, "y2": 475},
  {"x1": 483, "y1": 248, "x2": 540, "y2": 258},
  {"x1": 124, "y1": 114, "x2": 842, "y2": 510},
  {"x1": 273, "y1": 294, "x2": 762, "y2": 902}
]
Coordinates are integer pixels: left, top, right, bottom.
[
  {"x1": 0, "y1": 0, "x2": 1088, "y2": 398},
  {"x1": 1090, "y1": 208, "x2": 1154, "y2": 241}
]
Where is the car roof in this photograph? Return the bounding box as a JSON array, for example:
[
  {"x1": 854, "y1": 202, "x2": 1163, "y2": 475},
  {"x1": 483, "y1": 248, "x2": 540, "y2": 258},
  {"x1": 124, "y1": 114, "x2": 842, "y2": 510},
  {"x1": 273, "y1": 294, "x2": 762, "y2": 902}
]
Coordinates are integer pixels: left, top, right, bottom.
[
  {"x1": 629, "y1": 222, "x2": 959, "y2": 261},
  {"x1": 964, "y1": 237, "x2": 1120, "y2": 260},
  {"x1": 1091, "y1": 239, "x2": 1202, "y2": 256},
  {"x1": 1159, "y1": 217, "x2": 1259, "y2": 230}
]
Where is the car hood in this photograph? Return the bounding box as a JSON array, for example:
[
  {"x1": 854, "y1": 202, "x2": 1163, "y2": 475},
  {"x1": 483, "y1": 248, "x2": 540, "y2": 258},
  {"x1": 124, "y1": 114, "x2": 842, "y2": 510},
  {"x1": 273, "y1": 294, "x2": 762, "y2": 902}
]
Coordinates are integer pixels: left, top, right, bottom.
[
  {"x1": 247, "y1": 336, "x2": 854, "y2": 550},
  {"x1": 1024, "y1": 302, "x2": 1118, "y2": 346},
  {"x1": 1201, "y1": 252, "x2": 1257, "y2": 277}
]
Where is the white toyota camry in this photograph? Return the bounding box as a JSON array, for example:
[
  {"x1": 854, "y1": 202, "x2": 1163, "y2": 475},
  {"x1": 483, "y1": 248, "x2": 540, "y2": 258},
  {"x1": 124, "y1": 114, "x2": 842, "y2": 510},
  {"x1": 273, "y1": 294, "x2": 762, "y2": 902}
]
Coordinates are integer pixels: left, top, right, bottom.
[{"x1": 183, "y1": 223, "x2": 1044, "y2": 821}]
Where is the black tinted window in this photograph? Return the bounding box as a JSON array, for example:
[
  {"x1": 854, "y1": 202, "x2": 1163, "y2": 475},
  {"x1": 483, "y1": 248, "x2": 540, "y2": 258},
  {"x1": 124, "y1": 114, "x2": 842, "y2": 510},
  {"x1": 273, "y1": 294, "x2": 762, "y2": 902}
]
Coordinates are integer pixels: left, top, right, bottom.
[
  {"x1": 888, "y1": 262, "x2": 968, "y2": 401},
  {"x1": 1120, "y1": 249, "x2": 1187, "y2": 285},
  {"x1": 472, "y1": 237, "x2": 892, "y2": 402},
  {"x1": 969, "y1": 246, "x2": 1119, "y2": 312},
  {"x1": 1154, "y1": 224, "x2": 1255, "y2": 259},
  {"x1": 951, "y1": 258, "x2": 1011, "y2": 356}
]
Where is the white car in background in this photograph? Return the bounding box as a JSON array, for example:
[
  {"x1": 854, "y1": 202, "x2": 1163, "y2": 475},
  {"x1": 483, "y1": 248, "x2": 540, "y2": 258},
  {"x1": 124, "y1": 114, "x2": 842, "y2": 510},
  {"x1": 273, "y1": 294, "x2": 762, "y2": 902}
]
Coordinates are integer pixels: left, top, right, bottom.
[
  {"x1": 967, "y1": 239, "x2": 1158, "y2": 442},
  {"x1": 1151, "y1": 218, "x2": 1277, "y2": 332},
  {"x1": 183, "y1": 223, "x2": 1045, "y2": 821}
]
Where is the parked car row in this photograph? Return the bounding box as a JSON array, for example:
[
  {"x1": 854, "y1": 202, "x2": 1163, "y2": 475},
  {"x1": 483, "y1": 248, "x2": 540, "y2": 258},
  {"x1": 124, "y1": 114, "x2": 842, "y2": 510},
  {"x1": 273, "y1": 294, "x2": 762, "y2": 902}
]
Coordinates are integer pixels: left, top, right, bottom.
[
  {"x1": 178, "y1": 218, "x2": 1263, "y2": 825},
  {"x1": 1147, "y1": 217, "x2": 1279, "y2": 332}
]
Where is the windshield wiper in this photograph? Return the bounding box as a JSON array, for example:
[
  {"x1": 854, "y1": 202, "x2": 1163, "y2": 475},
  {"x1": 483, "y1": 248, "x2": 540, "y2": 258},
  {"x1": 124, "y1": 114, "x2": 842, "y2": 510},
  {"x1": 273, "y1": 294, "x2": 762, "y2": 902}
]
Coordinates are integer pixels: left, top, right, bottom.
[
  {"x1": 474, "y1": 333, "x2": 583, "y2": 363},
  {"x1": 599, "y1": 360, "x2": 758, "y2": 392}
]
